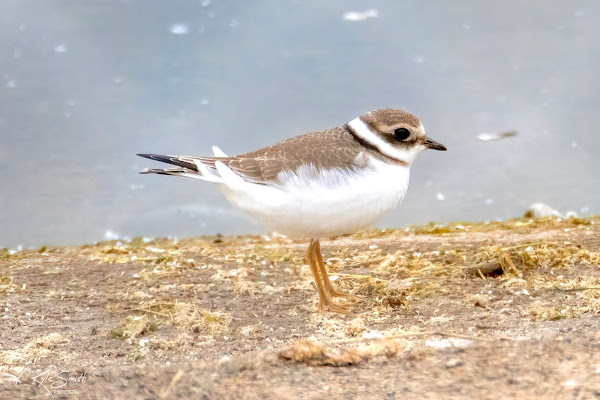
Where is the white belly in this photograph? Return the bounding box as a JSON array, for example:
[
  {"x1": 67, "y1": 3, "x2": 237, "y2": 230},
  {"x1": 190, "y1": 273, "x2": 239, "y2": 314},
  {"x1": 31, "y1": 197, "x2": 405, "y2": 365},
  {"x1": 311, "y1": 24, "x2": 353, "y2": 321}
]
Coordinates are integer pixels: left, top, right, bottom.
[{"x1": 219, "y1": 157, "x2": 410, "y2": 238}]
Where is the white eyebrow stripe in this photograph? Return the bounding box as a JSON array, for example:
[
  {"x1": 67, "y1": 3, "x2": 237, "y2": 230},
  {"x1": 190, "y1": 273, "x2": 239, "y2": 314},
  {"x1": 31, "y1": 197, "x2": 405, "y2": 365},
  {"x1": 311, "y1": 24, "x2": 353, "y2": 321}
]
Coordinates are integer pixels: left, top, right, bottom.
[{"x1": 347, "y1": 117, "x2": 413, "y2": 163}]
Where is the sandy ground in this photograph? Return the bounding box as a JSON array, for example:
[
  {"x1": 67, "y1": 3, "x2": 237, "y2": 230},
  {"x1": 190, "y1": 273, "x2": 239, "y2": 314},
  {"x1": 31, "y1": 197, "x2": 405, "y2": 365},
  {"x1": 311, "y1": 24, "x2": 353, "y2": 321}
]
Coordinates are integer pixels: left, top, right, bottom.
[{"x1": 1, "y1": 217, "x2": 599, "y2": 399}]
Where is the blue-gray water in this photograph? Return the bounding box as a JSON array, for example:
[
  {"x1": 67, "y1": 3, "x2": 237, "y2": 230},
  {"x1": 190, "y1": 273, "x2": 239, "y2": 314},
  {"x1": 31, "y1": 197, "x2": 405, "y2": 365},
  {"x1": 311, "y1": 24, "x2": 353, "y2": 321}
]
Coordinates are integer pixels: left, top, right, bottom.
[{"x1": 1, "y1": 1, "x2": 599, "y2": 248}]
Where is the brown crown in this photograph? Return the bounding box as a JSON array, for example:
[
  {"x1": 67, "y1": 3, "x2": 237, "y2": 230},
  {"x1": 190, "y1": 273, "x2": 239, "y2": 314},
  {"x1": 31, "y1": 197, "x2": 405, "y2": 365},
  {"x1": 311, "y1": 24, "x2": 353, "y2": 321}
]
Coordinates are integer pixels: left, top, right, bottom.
[{"x1": 360, "y1": 108, "x2": 422, "y2": 131}]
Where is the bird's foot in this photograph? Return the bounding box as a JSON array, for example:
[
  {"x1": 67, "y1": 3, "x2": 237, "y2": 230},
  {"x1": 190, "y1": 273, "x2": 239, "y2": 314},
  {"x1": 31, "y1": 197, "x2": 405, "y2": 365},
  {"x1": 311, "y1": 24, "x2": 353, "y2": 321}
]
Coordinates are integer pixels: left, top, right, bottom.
[
  {"x1": 327, "y1": 289, "x2": 361, "y2": 300},
  {"x1": 318, "y1": 298, "x2": 349, "y2": 314}
]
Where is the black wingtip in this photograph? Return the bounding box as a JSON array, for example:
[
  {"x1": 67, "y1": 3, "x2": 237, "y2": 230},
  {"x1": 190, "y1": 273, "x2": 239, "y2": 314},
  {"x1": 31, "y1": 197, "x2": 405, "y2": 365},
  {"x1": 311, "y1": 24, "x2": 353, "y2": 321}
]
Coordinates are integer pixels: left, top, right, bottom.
[
  {"x1": 137, "y1": 153, "x2": 157, "y2": 160},
  {"x1": 136, "y1": 153, "x2": 199, "y2": 170}
]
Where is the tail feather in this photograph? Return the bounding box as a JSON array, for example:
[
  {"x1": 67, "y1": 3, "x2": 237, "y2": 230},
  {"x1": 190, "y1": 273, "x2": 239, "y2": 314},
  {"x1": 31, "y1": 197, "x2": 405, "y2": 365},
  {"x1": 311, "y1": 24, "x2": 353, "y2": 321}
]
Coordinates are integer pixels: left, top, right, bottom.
[
  {"x1": 137, "y1": 153, "x2": 224, "y2": 182},
  {"x1": 137, "y1": 153, "x2": 197, "y2": 170},
  {"x1": 140, "y1": 167, "x2": 203, "y2": 179}
]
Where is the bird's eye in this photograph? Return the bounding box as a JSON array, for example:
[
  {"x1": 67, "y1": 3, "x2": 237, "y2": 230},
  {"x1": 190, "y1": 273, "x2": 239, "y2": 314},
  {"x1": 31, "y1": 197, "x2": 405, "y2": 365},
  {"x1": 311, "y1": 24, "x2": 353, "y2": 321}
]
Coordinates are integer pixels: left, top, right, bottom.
[{"x1": 394, "y1": 128, "x2": 410, "y2": 141}]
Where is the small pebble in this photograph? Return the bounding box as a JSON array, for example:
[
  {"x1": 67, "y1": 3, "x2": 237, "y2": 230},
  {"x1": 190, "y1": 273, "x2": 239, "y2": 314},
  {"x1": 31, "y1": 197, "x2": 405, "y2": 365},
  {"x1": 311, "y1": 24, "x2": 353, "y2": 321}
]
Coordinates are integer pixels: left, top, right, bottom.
[
  {"x1": 362, "y1": 330, "x2": 384, "y2": 340},
  {"x1": 471, "y1": 294, "x2": 489, "y2": 308},
  {"x1": 524, "y1": 203, "x2": 563, "y2": 218},
  {"x1": 446, "y1": 359, "x2": 463, "y2": 368}
]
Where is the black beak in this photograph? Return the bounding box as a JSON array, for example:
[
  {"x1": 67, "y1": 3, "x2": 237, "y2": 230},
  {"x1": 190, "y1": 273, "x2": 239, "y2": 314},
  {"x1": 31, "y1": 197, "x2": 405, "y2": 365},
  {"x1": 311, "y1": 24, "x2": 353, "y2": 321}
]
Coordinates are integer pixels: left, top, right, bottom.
[{"x1": 423, "y1": 137, "x2": 447, "y2": 151}]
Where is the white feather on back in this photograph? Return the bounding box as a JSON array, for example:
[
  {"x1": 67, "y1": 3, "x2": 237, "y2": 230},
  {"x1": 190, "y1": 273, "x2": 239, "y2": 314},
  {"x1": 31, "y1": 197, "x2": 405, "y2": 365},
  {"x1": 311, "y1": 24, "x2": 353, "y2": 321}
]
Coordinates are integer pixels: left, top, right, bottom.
[
  {"x1": 212, "y1": 146, "x2": 228, "y2": 157},
  {"x1": 193, "y1": 160, "x2": 222, "y2": 182}
]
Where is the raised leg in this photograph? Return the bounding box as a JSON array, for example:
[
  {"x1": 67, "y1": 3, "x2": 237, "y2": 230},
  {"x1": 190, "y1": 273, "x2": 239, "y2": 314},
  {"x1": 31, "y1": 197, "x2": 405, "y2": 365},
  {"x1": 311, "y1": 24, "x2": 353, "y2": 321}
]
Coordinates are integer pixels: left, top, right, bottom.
[
  {"x1": 306, "y1": 239, "x2": 347, "y2": 313},
  {"x1": 313, "y1": 240, "x2": 359, "y2": 300}
]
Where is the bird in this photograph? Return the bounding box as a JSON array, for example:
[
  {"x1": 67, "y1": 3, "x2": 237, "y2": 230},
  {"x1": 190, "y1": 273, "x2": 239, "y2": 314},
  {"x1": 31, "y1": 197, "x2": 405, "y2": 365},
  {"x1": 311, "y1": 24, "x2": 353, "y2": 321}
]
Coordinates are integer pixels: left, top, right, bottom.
[{"x1": 138, "y1": 108, "x2": 447, "y2": 313}]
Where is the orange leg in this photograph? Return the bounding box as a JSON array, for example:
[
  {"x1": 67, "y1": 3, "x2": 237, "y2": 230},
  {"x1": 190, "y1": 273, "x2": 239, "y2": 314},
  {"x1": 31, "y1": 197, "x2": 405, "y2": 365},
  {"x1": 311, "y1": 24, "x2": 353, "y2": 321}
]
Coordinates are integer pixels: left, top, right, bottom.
[
  {"x1": 314, "y1": 240, "x2": 358, "y2": 300},
  {"x1": 306, "y1": 239, "x2": 347, "y2": 313}
]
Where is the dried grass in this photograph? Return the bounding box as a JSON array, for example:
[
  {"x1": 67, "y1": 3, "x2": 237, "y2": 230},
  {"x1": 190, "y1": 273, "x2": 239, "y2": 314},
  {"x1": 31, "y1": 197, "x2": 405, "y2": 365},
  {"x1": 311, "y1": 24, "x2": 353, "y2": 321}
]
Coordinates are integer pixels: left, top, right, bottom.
[
  {"x1": 236, "y1": 324, "x2": 267, "y2": 339},
  {"x1": 475, "y1": 242, "x2": 600, "y2": 276},
  {"x1": 279, "y1": 339, "x2": 403, "y2": 366},
  {"x1": 0, "y1": 333, "x2": 69, "y2": 368},
  {"x1": 172, "y1": 302, "x2": 231, "y2": 335},
  {"x1": 111, "y1": 315, "x2": 157, "y2": 340},
  {"x1": 150, "y1": 333, "x2": 194, "y2": 351},
  {"x1": 132, "y1": 300, "x2": 232, "y2": 337},
  {"x1": 0, "y1": 274, "x2": 18, "y2": 295},
  {"x1": 525, "y1": 305, "x2": 589, "y2": 321},
  {"x1": 407, "y1": 216, "x2": 597, "y2": 236}
]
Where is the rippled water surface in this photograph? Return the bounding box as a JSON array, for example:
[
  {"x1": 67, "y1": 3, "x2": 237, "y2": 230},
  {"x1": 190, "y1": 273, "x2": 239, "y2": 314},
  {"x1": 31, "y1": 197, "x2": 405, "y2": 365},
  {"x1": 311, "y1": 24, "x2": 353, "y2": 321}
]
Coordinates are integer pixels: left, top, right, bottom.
[{"x1": 1, "y1": 0, "x2": 599, "y2": 247}]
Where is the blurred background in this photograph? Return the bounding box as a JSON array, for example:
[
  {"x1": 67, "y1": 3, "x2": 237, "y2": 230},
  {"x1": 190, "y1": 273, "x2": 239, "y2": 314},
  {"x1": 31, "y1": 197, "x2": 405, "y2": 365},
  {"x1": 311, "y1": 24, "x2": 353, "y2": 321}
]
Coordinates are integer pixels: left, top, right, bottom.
[{"x1": 1, "y1": 0, "x2": 598, "y2": 248}]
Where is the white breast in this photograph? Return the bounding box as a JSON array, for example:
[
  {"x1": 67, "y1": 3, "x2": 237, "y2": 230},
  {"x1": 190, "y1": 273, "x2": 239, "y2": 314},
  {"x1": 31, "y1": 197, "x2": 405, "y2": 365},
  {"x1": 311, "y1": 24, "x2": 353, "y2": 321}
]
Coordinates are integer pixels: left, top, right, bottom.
[{"x1": 218, "y1": 156, "x2": 410, "y2": 238}]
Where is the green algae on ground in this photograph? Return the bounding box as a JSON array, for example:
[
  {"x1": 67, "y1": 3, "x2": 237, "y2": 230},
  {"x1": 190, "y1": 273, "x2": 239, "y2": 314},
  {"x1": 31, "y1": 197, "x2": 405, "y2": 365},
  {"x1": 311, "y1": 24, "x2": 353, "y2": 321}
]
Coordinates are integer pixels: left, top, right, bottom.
[{"x1": 406, "y1": 216, "x2": 598, "y2": 235}]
